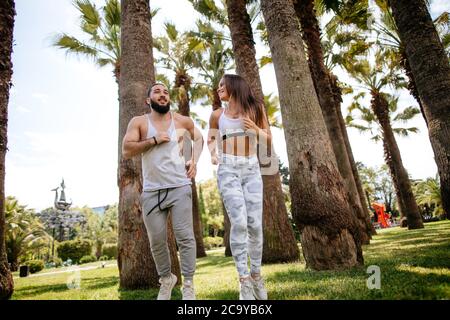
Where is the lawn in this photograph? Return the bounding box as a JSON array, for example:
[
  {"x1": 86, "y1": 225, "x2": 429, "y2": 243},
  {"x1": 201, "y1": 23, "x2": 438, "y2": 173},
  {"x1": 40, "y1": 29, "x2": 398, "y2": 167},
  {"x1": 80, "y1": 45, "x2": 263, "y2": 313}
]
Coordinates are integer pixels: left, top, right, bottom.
[{"x1": 11, "y1": 220, "x2": 450, "y2": 300}]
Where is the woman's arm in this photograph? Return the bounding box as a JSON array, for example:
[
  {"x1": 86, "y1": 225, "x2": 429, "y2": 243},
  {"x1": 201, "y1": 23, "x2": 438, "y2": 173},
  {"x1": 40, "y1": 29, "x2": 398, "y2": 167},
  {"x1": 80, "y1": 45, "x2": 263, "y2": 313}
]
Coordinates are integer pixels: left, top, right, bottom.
[{"x1": 208, "y1": 110, "x2": 221, "y2": 165}]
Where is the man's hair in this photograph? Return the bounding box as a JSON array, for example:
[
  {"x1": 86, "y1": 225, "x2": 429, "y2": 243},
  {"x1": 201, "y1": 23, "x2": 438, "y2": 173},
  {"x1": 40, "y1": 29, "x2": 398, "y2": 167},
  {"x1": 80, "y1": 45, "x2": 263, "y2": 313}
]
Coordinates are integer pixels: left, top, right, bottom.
[{"x1": 147, "y1": 82, "x2": 167, "y2": 97}]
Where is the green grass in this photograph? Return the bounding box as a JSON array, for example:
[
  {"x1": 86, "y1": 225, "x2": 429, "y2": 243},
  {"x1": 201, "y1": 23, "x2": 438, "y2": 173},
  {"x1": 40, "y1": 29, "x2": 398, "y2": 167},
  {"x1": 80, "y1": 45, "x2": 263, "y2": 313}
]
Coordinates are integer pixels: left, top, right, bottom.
[{"x1": 11, "y1": 221, "x2": 450, "y2": 300}]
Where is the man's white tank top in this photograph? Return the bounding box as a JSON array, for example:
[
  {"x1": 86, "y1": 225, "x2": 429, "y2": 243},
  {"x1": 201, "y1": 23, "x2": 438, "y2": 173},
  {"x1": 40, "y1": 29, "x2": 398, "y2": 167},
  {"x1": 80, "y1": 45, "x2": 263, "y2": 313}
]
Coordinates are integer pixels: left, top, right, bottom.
[{"x1": 142, "y1": 112, "x2": 191, "y2": 191}]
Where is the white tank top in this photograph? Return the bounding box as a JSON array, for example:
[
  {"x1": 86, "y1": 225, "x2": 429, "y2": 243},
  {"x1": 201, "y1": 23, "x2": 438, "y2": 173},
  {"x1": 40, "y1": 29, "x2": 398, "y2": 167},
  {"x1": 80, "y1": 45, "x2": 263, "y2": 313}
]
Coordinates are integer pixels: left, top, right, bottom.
[
  {"x1": 142, "y1": 112, "x2": 191, "y2": 191},
  {"x1": 218, "y1": 107, "x2": 245, "y2": 137}
]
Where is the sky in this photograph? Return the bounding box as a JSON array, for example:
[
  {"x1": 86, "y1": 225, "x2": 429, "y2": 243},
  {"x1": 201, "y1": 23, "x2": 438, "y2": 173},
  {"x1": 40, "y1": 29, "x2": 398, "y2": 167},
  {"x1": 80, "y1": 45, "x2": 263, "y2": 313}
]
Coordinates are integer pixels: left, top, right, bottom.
[{"x1": 6, "y1": 0, "x2": 448, "y2": 211}]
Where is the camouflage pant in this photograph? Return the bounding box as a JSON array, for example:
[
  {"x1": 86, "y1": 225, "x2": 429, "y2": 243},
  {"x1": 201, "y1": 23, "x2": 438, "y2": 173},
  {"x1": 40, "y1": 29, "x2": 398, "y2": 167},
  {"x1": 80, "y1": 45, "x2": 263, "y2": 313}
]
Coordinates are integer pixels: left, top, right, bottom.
[{"x1": 217, "y1": 154, "x2": 263, "y2": 277}]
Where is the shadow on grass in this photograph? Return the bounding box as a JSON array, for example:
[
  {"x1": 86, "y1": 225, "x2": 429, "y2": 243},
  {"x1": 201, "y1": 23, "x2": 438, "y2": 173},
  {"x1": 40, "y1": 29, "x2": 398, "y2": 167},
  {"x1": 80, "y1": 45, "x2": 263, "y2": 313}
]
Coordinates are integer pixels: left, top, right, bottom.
[
  {"x1": 82, "y1": 276, "x2": 119, "y2": 290},
  {"x1": 13, "y1": 283, "x2": 70, "y2": 299}
]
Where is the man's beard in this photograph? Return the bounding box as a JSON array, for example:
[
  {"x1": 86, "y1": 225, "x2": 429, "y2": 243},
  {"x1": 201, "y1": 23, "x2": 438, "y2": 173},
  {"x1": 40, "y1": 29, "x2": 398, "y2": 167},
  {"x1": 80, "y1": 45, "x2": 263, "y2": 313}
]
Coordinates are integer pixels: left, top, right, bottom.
[{"x1": 151, "y1": 99, "x2": 171, "y2": 114}]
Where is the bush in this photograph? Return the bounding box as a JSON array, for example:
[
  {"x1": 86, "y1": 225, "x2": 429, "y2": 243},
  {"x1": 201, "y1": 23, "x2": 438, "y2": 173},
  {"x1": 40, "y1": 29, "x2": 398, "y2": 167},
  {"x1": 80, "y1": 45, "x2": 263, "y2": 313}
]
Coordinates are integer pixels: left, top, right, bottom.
[
  {"x1": 79, "y1": 255, "x2": 97, "y2": 264},
  {"x1": 99, "y1": 255, "x2": 109, "y2": 261},
  {"x1": 203, "y1": 236, "x2": 223, "y2": 250},
  {"x1": 102, "y1": 244, "x2": 118, "y2": 259},
  {"x1": 45, "y1": 257, "x2": 62, "y2": 268},
  {"x1": 57, "y1": 240, "x2": 92, "y2": 264},
  {"x1": 25, "y1": 260, "x2": 45, "y2": 274}
]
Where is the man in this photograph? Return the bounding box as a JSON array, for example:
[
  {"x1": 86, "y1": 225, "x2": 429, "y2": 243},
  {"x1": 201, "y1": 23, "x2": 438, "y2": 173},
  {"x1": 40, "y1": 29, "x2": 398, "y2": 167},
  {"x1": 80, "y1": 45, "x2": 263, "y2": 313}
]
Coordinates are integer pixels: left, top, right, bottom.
[{"x1": 122, "y1": 83, "x2": 203, "y2": 300}]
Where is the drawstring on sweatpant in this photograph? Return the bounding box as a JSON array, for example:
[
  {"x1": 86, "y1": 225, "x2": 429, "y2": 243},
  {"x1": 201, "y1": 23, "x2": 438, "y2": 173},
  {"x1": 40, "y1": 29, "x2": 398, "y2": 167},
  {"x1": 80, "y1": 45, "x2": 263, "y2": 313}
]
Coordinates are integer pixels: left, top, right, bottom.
[{"x1": 146, "y1": 188, "x2": 169, "y2": 216}]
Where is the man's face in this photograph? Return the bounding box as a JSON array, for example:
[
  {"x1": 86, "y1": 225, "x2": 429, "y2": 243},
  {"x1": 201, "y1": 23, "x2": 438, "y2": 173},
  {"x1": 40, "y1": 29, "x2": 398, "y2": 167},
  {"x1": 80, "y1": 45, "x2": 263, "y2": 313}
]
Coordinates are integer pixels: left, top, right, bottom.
[{"x1": 147, "y1": 84, "x2": 170, "y2": 106}]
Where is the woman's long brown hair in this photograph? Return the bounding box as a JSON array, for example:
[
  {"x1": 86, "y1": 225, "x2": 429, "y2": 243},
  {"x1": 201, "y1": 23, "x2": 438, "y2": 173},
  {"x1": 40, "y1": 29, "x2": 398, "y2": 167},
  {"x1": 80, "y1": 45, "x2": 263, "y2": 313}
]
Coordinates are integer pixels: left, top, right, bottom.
[{"x1": 223, "y1": 74, "x2": 265, "y2": 128}]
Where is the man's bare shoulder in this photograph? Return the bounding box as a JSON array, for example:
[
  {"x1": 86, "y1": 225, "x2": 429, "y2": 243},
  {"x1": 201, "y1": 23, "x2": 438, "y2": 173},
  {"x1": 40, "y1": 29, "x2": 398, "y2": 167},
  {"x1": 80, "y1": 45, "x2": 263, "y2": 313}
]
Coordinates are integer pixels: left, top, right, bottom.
[
  {"x1": 174, "y1": 112, "x2": 194, "y2": 128},
  {"x1": 129, "y1": 114, "x2": 147, "y2": 127}
]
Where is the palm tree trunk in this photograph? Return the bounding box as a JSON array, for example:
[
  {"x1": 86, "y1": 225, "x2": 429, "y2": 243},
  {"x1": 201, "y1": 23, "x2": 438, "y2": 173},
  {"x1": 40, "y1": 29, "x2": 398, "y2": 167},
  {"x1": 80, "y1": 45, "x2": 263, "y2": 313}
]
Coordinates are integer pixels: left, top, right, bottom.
[
  {"x1": 174, "y1": 76, "x2": 207, "y2": 258},
  {"x1": 371, "y1": 92, "x2": 423, "y2": 229},
  {"x1": 329, "y1": 73, "x2": 376, "y2": 236},
  {"x1": 261, "y1": 0, "x2": 363, "y2": 270},
  {"x1": 294, "y1": 0, "x2": 373, "y2": 244},
  {"x1": 119, "y1": 0, "x2": 180, "y2": 289},
  {"x1": 390, "y1": 0, "x2": 450, "y2": 219},
  {"x1": 0, "y1": 0, "x2": 15, "y2": 300},
  {"x1": 226, "y1": 0, "x2": 300, "y2": 263},
  {"x1": 400, "y1": 50, "x2": 428, "y2": 127}
]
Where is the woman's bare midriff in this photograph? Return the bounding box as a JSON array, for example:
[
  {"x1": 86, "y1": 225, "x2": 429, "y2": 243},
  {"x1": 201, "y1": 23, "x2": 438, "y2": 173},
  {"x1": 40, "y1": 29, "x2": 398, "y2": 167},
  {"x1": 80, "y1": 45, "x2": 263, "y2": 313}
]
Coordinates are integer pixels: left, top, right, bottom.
[{"x1": 221, "y1": 136, "x2": 257, "y2": 157}]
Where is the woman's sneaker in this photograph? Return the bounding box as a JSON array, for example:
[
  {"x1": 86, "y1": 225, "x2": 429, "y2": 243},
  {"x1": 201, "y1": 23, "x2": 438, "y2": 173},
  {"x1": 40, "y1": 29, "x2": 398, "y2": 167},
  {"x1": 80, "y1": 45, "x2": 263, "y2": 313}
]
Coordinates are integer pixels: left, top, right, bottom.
[
  {"x1": 251, "y1": 276, "x2": 268, "y2": 300},
  {"x1": 157, "y1": 273, "x2": 177, "y2": 300},
  {"x1": 239, "y1": 278, "x2": 255, "y2": 300},
  {"x1": 182, "y1": 280, "x2": 196, "y2": 300}
]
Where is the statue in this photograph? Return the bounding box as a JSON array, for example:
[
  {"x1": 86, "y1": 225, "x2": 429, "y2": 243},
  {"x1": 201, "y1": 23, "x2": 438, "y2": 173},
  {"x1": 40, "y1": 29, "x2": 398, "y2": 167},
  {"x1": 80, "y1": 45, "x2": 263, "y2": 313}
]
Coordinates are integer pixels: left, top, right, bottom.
[{"x1": 53, "y1": 179, "x2": 72, "y2": 211}]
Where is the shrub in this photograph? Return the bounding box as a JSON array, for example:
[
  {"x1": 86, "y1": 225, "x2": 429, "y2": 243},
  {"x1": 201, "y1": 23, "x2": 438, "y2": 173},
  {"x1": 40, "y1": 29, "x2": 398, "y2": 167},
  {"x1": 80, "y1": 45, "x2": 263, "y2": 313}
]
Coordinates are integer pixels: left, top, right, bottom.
[
  {"x1": 46, "y1": 257, "x2": 62, "y2": 268},
  {"x1": 99, "y1": 255, "x2": 109, "y2": 261},
  {"x1": 57, "y1": 240, "x2": 92, "y2": 264},
  {"x1": 25, "y1": 260, "x2": 45, "y2": 274},
  {"x1": 79, "y1": 255, "x2": 97, "y2": 264},
  {"x1": 203, "y1": 236, "x2": 223, "y2": 250},
  {"x1": 102, "y1": 244, "x2": 117, "y2": 259}
]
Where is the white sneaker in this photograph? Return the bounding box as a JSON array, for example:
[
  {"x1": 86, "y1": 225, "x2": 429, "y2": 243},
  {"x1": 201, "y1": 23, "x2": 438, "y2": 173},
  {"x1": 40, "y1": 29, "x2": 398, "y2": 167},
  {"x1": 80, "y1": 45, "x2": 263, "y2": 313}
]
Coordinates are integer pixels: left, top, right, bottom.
[
  {"x1": 252, "y1": 277, "x2": 268, "y2": 300},
  {"x1": 157, "y1": 273, "x2": 177, "y2": 300},
  {"x1": 182, "y1": 280, "x2": 196, "y2": 300},
  {"x1": 239, "y1": 278, "x2": 255, "y2": 300}
]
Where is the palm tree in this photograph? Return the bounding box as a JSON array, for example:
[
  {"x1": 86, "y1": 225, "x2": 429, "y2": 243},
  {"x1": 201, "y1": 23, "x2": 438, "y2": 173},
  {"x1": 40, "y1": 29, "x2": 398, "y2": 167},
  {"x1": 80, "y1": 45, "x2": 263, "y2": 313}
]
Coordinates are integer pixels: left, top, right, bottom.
[
  {"x1": 293, "y1": 0, "x2": 374, "y2": 244},
  {"x1": 388, "y1": 0, "x2": 450, "y2": 219},
  {"x1": 344, "y1": 49, "x2": 423, "y2": 229},
  {"x1": 153, "y1": 23, "x2": 207, "y2": 258},
  {"x1": 0, "y1": 0, "x2": 15, "y2": 300},
  {"x1": 119, "y1": 0, "x2": 180, "y2": 289},
  {"x1": 53, "y1": 0, "x2": 121, "y2": 83},
  {"x1": 225, "y1": 0, "x2": 300, "y2": 263},
  {"x1": 414, "y1": 176, "x2": 443, "y2": 217},
  {"x1": 5, "y1": 197, "x2": 50, "y2": 271},
  {"x1": 261, "y1": 0, "x2": 363, "y2": 270}
]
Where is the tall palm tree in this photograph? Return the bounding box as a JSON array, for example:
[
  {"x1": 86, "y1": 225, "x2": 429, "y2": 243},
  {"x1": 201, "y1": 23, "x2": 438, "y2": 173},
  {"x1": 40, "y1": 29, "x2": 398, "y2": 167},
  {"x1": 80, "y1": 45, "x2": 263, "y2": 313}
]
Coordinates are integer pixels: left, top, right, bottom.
[
  {"x1": 119, "y1": 0, "x2": 180, "y2": 289},
  {"x1": 293, "y1": 0, "x2": 374, "y2": 244},
  {"x1": 261, "y1": 0, "x2": 363, "y2": 270},
  {"x1": 53, "y1": 0, "x2": 121, "y2": 83},
  {"x1": 344, "y1": 49, "x2": 423, "y2": 229},
  {"x1": 154, "y1": 23, "x2": 207, "y2": 258},
  {"x1": 225, "y1": 0, "x2": 300, "y2": 263},
  {"x1": 0, "y1": 0, "x2": 15, "y2": 300},
  {"x1": 388, "y1": 0, "x2": 450, "y2": 219},
  {"x1": 5, "y1": 197, "x2": 50, "y2": 271}
]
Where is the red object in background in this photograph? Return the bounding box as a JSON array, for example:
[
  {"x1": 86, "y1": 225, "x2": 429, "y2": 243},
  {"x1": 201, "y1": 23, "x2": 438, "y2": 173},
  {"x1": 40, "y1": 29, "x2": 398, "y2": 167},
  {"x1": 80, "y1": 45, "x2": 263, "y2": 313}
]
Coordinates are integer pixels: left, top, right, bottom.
[{"x1": 372, "y1": 203, "x2": 391, "y2": 228}]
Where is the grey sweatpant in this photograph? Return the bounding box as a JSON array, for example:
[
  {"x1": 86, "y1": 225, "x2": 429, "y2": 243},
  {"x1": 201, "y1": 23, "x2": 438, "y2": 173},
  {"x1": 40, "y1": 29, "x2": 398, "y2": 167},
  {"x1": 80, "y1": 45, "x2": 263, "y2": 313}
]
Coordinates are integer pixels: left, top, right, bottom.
[
  {"x1": 141, "y1": 184, "x2": 196, "y2": 278},
  {"x1": 217, "y1": 154, "x2": 263, "y2": 277}
]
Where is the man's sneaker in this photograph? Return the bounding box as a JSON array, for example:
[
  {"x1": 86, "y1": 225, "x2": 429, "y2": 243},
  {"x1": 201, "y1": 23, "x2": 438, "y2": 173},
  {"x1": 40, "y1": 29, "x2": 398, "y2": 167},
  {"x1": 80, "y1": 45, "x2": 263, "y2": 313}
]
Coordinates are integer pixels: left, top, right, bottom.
[
  {"x1": 182, "y1": 280, "x2": 196, "y2": 300},
  {"x1": 239, "y1": 277, "x2": 255, "y2": 300},
  {"x1": 252, "y1": 276, "x2": 268, "y2": 300},
  {"x1": 157, "y1": 273, "x2": 177, "y2": 300}
]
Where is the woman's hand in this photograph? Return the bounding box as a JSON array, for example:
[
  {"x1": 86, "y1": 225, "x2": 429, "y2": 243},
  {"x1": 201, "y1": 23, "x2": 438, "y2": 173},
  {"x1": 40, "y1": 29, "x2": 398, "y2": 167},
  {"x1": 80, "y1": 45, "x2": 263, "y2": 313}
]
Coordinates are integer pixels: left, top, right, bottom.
[{"x1": 243, "y1": 117, "x2": 259, "y2": 133}]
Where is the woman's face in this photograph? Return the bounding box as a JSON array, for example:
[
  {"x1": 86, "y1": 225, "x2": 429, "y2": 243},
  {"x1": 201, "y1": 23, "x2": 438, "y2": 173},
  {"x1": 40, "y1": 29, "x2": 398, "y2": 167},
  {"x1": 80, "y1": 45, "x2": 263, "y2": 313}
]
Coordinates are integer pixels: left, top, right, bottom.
[{"x1": 217, "y1": 78, "x2": 230, "y2": 102}]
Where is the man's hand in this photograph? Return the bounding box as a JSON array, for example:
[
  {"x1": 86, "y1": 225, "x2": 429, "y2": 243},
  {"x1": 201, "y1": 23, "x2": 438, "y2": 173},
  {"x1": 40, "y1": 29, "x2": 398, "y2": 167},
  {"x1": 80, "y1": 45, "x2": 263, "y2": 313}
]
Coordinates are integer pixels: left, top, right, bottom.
[
  {"x1": 185, "y1": 160, "x2": 197, "y2": 179},
  {"x1": 154, "y1": 132, "x2": 171, "y2": 144},
  {"x1": 211, "y1": 154, "x2": 219, "y2": 165}
]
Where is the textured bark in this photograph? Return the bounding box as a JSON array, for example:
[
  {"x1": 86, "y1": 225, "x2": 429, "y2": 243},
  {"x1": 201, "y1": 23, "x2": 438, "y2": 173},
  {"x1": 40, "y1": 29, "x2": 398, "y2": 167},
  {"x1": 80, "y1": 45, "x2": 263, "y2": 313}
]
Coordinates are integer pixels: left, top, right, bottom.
[
  {"x1": 174, "y1": 73, "x2": 207, "y2": 258},
  {"x1": 0, "y1": 0, "x2": 15, "y2": 300},
  {"x1": 226, "y1": 0, "x2": 299, "y2": 262},
  {"x1": 261, "y1": 0, "x2": 363, "y2": 270},
  {"x1": 119, "y1": 0, "x2": 180, "y2": 289},
  {"x1": 390, "y1": 0, "x2": 450, "y2": 219},
  {"x1": 329, "y1": 73, "x2": 376, "y2": 236},
  {"x1": 371, "y1": 92, "x2": 423, "y2": 229},
  {"x1": 294, "y1": 0, "x2": 372, "y2": 244}
]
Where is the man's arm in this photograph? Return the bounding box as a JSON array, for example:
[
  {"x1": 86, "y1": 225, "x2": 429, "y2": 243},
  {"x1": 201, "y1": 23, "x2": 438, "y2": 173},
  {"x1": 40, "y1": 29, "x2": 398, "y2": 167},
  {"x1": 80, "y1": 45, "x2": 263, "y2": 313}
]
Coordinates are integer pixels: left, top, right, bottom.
[
  {"x1": 121, "y1": 117, "x2": 155, "y2": 160},
  {"x1": 187, "y1": 118, "x2": 204, "y2": 164}
]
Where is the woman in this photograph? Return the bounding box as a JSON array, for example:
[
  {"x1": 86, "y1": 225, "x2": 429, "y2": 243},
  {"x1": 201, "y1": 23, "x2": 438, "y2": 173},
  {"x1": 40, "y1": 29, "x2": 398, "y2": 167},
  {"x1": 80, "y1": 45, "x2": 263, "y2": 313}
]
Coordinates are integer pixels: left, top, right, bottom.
[{"x1": 208, "y1": 74, "x2": 270, "y2": 300}]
